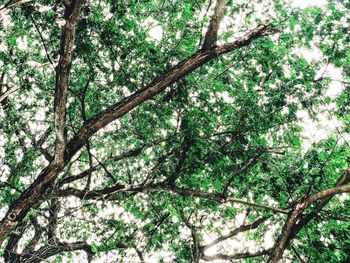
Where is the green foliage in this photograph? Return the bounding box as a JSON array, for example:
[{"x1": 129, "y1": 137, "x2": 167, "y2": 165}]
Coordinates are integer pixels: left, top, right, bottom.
[{"x1": 1, "y1": 0, "x2": 350, "y2": 262}]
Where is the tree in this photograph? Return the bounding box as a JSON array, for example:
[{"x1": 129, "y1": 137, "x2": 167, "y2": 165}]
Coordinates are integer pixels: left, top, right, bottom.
[{"x1": 0, "y1": 0, "x2": 349, "y2": 262}]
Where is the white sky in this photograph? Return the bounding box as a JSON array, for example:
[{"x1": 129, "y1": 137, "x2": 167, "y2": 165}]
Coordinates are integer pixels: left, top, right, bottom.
[{"x1": 292, "y1": 0, "x2": 328, "y2": 8}]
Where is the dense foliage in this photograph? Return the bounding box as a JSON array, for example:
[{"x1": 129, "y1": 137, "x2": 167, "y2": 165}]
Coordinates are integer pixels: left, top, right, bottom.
[{"x1": 0, "y1": 0, "x2": 350, "y2": 262}]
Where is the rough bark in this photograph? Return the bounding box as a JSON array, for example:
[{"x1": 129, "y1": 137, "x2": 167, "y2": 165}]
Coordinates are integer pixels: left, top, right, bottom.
[
  {"x1": 54, "y1": 0, "x2": 84, "y2": 163},
  {"x1": 0, "y1": 23, "x2": 278, "y2": 247},
  {"x1": 268, "y1": 201, "x2": 307, "y2": 263},
  {"x1": 268, "y1": 170, "x2": 350, "y2": 262},
  {"x1": 202, "y1": 0, "x2": 227, "y2": 50},
  {"x1": 0, "y1": 0, "x2": 84, "y2": 246}
]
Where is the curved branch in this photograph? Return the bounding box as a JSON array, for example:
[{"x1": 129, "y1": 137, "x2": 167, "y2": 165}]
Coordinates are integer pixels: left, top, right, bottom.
[
  {"x1": 268, "y1": 170, "x2": 350, "y2": 262},
  {"x1": 221, "y1": 147, "x2": 266, "y2": 196},
  {"x1": 0, "y1": 86, "x2": 20, "y2": 103},
  {"x1": 202, "y1": 217, "x2": 269, "y2": 251},
  {"x1": 306, "y1": 183, "x2": 350, "y2": 205},
  {"x1": 17, "y1": 242, "x2": 93, "y2": 263},
  {"x1": 0, "y1": 0, "x2": 32, "y2": 14}
]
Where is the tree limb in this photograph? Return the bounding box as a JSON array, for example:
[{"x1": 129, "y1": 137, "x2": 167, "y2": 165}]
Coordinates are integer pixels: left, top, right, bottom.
[
  {"x1": 201, "y1": 248, "x2": 272, "y2": 261},
  {"x1": 305, "y1": 183, "x2": 350, "y2": 205},
  {"x1": 0, "y1": 86, "x2": 20, "y2": 103},
  {"x1": 0, "y1": 22, "x2": 279, "y2": 247},
  {"x1": 66, "y1": 23, "x2": 279, "y2": 160},
  {"x1": 202, "y1": 217, "x2": 268, "y2": 251},
  {"x1": 221, "y1": 147, "x2": 266, "y2": 196},
  {"x1": 202, "y1": 0, "x2": 227, "y2": 50},
  {"x1": 53, "y1": 0, "x2": 84, "y2": 164},
  {"x1": 268, "y1": 169, "x2": 350, "y2": 262},
  {"x1": 0, "y1": 0, "x2": 32, "y2": 14}
]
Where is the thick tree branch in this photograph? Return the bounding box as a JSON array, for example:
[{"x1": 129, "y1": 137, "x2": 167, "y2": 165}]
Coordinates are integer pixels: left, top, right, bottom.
[
  {"x1": 53, "y1": 0, "x2": 83, "y2": 163},
  {"x1": 66, "y1": 23, "x2": 279, "y2": 160},
  {"x1": 0, "y1": 0, "x2": 84, "y2": 246},
  {"x1": 305, "y1": 183, "x2": 350, "y2": 204},
  {"x1": 15, "y1": 241, "x2": 124, "y2": 263},
  {"x1": 47, "y1": 199, "x2": 59, "y2": 243},
  {"x1": 268, "y1": 202, "x2": 307, "y2": 263},
  {"x1": 202, "y1": 0, "x2": 227, "y2": 50},
  {"x1": 0, "y1": 22, "x2": 279, "y2": 246},
  {"x1": 269, "y1": 169, "x2": 350, "y2": 262}
]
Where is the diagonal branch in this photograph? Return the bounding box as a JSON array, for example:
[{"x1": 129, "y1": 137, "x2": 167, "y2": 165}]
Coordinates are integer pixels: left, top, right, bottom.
[
  {"x1": 0, "y1": 85, "x2": 20, "y2": 103},
  {"x1": 202, "y1": 0, "x2": 227, "y2": 50},
  {"x1": 268, "y1": 202, "x2": 307, "y2": 263},
  {"x1": 19, "y1": 124, "x2": 53, "y2": 162},
  {"x1": 221, "y1": 147, "x2": 266, "y2": 196},
  {"x1": 0, "y1": 22, "x2": 279, "y2": 247},
  {"x1": 305, "y1": 182, "x2": 350, "y2": 204},
  {"x1": 202, "y1": 217, "x2": 268, "y2": 251},
  {"x1": 0, "y1": 0, "x2": 32, "y2": 14},
  {"x1": 58, "y1": 143, "x2": 151, "y2": 186},
  {"x1": 66, "y1": 23, "x2": 279, "y2": 160},
  {"x1": 28, "y1": 12, "x2": 55, "y2": 69}
]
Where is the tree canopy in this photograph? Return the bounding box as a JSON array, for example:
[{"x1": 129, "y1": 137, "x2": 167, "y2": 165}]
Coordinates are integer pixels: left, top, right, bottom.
[{"x1": 0, "y1": 0, "x2": 350, "y2": 262}]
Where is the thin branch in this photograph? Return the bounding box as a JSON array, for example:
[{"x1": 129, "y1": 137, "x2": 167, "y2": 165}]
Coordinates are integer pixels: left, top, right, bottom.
[
  {"x1": 58, "y1": 181, "x2": 288, "y2": 214},
  {"x1": 201, "y1": 248, "x2": 272, "y2": 261},
  {"x1": 0, "y1": 0, "x2": 32, "y2": 14},
  {"x1": 291, "y1": 245, "x2": 306, "y2": 263},
  {"x1": 0, "y1": 22, "x2": 279, "y2": 246},
  {"x1": 226, "y1": 198, "x2": 288, "y2": 214},
  {"x1": 179, "y1": 210, "x2": 201, "y2": 263},
  {"x1": 221, "y1": 147, "x2": 266, "y2": 196},
  {"x1": 202, "y1": 217, "x2": 268, "y2": 251},
  {"x1": 27, "y1": 12, "x2": 55, "y2": 68},
  {"x1": 19, "y1": 124, "x2": 53, "y2": 162},
  {"x1": 58, "y1": 144, "x2": 149, "y2": 186},
  {"x1": 0, "y1": 86, "x2": 20, "y2": 103}
]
